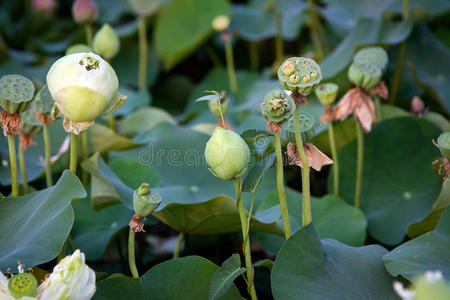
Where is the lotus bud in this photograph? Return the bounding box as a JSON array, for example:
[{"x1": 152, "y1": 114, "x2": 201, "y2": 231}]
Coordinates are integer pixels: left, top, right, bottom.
[
  {"x1": 278, "y1": 57, "x2": 322, "y2": 95},
  {"x1": 205, "y1": 127, "x2": 250, "y2": 180},
  {"x1": 261, "y1": 89, "x2": 295, "y2": 125},
  {"x1": 353, "y1": 47, "x2": 388, "y2": 74},
  {"x1": 133, "y1": 183, "x2": 161, "y2": 217},
  {"x1": 93, "y1": 24, "x2": 120, "y2": 61},
  {"x1": 128, "y1": 0, "x2": 160, "y2": 17},
  {"x1": 394, "y1": 271, "x2": 450, "y2": 300},
  {"x1": 208, "y1": 92, "x2": 228, "y2": 117},
  {"x1": 437, "y1": 132, "x2": 450, "y2": 160},
  {"x1": 348, "y1": 62, "x2": 381, "y2": 89},
  {"x1": 32, "y1": 0, "x2": 57, "y2": 16},
  {"x1": 284, "y1": 111, "x2": 316, "y2": 143},
  {"x1": 212, "y1": 15, "x2": 230, "y2": 32},
  {"x1": 0, "y1": 74, "x2": 35, "y2": 113},
  {"x1": 8, "y1": 273, "x2": 38, "y2": 298},
  {"x1": 46, "y1": 52, "x2": 126, "y2": 134},
  {"x1": 66, "y1": 44, "x2": 92, "y2": 55},
  {"x1": 72, "y1": 0, "x2": 98, "y2": 24},
  {"x1": 315, "y1": 83, "x2": 339, "y2": 106}
]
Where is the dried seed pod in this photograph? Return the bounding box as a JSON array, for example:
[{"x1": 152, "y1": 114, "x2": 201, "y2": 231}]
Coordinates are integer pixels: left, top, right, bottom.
[
  {"x1": 353, "y1": 47, "x2": 388, "y2": 74},
  {"x1": 0, "y1": 74, "x2": 35, "y2": 113},
  {"x1": 437, "y1": 132, "x2": 450, "y2": 160},
  {"x1": 284, "y1": 111, "x2": 316, "y2": 143},
  {"x1": 278, "y1": 57, "x2": 322, "y2": 95},
  {"x1": 8, "y1": 273, "x2": 38, "y2": 298},
  {"x1": 315, "y1": 83, "x2": 339, "y2": 106},
  {"x1": 348, "y1": 62, "x2": 381, "y2": 89},
  {"x1": 261, "y1": 89, "x2": 295, "y2": 125}
]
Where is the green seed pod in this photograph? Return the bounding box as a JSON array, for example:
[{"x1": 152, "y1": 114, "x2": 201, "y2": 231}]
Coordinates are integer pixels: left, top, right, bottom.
[
  {"x1": 133, "y1": 183, "x2": 161, "y2": 217},
  {"x1": 348, "y1": 62, "x2": 381, "y2": 89},
  {"x1": 278, "y1": 57, "x2": 322, "y2": 95},
  {"x1": 205, "y1": 127, "x2": 250, "y2": 180},
  {"x1": 261, "y1": 89, "x2": 295, "y2": 124},
  {"x1": 437, "y1": 132, "x2": 450, "y2": 159},
  {"x1": 0, "y1": 74, "x2": 35, "y2": 113},
  {"x1": 208, "y1": 98, "x2": 228, "y2": 117},
  {"x1": 21, "y1": 109, "x2": 42, "y2": 134},
  {"x1": 353, "y1": 47, "x2": 388, "y2": 74},
  {"x1": 93, "y1": 24, "x2": 120, "y2": 61},
  {"x1": 315, "y1": 83, "x2": 339, "y2": 106},
  {"x1": 8, "y1": 273, "x2": 38, "y2": 298},
  {"x1": 284, "y1": 111, "x2": 316, "y2": 143},
  {"x1": 66, "y1": 44, "x2": 92, "y2": 55},
  {"x1": 33, "y1": 84, "x2": 54, "y2": 116}
]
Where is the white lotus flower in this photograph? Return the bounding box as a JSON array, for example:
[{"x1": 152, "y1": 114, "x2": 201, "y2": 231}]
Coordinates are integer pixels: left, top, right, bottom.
[{"x1": 46, "y1": 52, "x2": 125, "y2": 134}]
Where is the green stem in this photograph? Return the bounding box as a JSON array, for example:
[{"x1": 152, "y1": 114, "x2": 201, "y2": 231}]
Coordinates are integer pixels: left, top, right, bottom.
[
  {"x1": 69, "y1": 133, "x2": 78, "y2": 174},
  {"x1": 328, "y1": 120, "x2": 339, "y2": 196},
  {"x1": 138, "y1": 16, "x2": 147, "y2": 90},
  {"x1": 273, "y1": 131, "x2": 292, "y2": 238},
  {"x1": 108, "y1": 113, "x2": 116, "y2": 133},
  {"x1": 173, "y1": 232, "x2": 184, "y2": 259},
  {"x1": 316, "y1": 18, "x2": 331, "y2": 53},
  {"x1": 7, "y1": 134, "x2": 18, "y2": 197},
  {"x1": 224, "y1": 37, "x2": 238, "y2": 94},
  {"x1": 355, "y1": 121, "x2": 364, "y2": 208},
  {"x1": 249, "y1": 41, "x2": 259, "y2": 71},
  {"x1": 85, "y1": 24, "x2": 93, "y2": 47},
  {"x1": 375, "y1": 96, "x2": 382, "y2": 122},
  {"x1": 80, "y1": 131, "x2": 88, "y2": 185},
  {"x1": 128, "y1": 229, "x2": 139, "y2": 278},
  {"x1": 43, "y1": 123, "x2": 53, "y2": 187},
  {"x1": 307, "y1": 0, "x2": 323, "y2": 61},
  {"x1": 19, "y1": 141, "x2": 28, "y2": 194},
  {"x1": 233, "y1": 179, "x2": 258, "y2": 300},
  {"x1": 293, "y1": 110, "x2": 312, "y2": 227},
  {"x1": 57, "y1": 240, "x2": 67, "y2": 262},
  {"x1": 205, "y1": 44, "x2": 223, "y2": 68},
  {"x1": 274, "y1": 5, "x2": 284, "y2": 63}
]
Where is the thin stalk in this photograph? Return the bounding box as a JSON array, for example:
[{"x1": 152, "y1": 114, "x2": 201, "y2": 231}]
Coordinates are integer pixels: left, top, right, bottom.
[
  {"x1": 293, "y1": 110, "x2": 312, "y2": 227},
  {"x1": 307, "y1": 0, "x2": 324, "y2": 61},
  {"x1": 249, "y1": 41, "x2": 259, "y2": 71},
  {"x1": 374, "y1": 96, "x2": 382, "y2": 121},
  {"x1": 233, "y1": 179, "x2": 258, "y2": 300},
  {"x1": 138, "y1": 16, "x2": 148, "y2": 90},
  {"x1": 57, "y1": 240, "x2": 67, "y2": 262},
  {"x1": 108, "y1": 113, "x2": 116, "y2": 133},
  {"x1": 19, "y1": 142, "x2": 28, "y2": 194},
  {"x1": 316, "y1": 18, "x2": 331, "y2": 53},
  {"x1": 355, "y1": 121, "x2": 364, "y2": 208},
  {"x1": 328, "y1": 120, "x2": 339, "y2": 196},
  {"x1": 224, "y1": 37, "x2": 238, "y2": 93},
  {"x1": 173, "y1": 232, "x2": 184, "y2": 258},
  {"x1": 80, "y1": 131, "x2": 88, "y2": 184},
  {"x1": 7, "y1": 134, "x2": 18, "y2": 197},
  {"x1": 84, "y1": 24, "x2": 93, "y2": 47},
  {"x1": 43, "y1": 123, "x2": 53, "y2": 187},
  {"x1": 274, "y1": 5, "x2": 284, "y2": 63},
  {"x1": 128, "y1": 229, "x2": 139, "y2": 278},
  {"x1": 273, "y1": 131, "x2": 292, "y2": 238},
  {"x1": 243, "y1": 192, "x2": 255, "y2": 248},
  {"x1": 69, "y1": 133, "x2": 78, "y2": 174},
  {"x1": 205, "y1": 44, "x2": 223, "y2": 68}
]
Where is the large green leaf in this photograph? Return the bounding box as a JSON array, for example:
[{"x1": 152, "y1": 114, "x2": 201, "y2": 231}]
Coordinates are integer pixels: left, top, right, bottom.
[
  {"x1": 384, "y1": 207, "x2": 450, "y2": 281},
  {"x1": 117, "y1": 107, "x2": 177, "y2": 137},
  {"x1": 94, "y1": 256, "x2": 241, "y2": 299},
  {"x1": 209, "y1": 254, "x2": 245, "y2": 300},
  {"x1": 271, "y1": 224, "x2": 397, "y2": 300},
  {"x1": 0, "y1": 171, "x2": 85, "y2": 271},
  {"x1": 88, "y1": 124, "x2": 140, "y2": 153},
  {"x1": 155, "y1": 0, "x2": 230, "y2": 69},
  {"x1": 333, "y1": 117, "x2": 442, "y2": 245}
]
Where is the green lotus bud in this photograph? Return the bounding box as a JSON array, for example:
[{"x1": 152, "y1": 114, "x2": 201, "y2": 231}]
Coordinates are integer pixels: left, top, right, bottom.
[
  {"x1": 353, "y1": 47, "x2": 388, "y2": 74},
  {"x1": 205, "y1": 127, "x2": 250, "y2": 180},
  {"x1": 66, "y1": 43, "x2": 92, "y2": 55},
  {"x1": 261, "y1": 89, "x2": 295, "y2": 124},
  {"x1": 128, "y1": 0, "x2": 160, "y2": 17},
  {"x1": 133, "y1": 183, "x2": 161, "y2": 217},
  {"x1": 278, "y1": 57, "x2": 322, "y2": 95},
  {"x1": 0, "y1": 74, "x2": 35, "y2": 113},
  {"x1": 93, "y1": 24, "x2": 120, "y2": 61},
  {"x1": 315, "y1": 83, "x2": 339, "y2": 106},
  {"x1": 8, "y1": 273, "x2": 38, "y2": 298},
  {"x1": 394, "y1": 271, "x2": 450, "y2": 300},
  {"x1": 21, "y1": 109, "x2": 42, "y2": 134},
  {"x1": 348, "y1": 62, "x2": 381, "y2": 89},
  {"x1": 437, "y1": 132, "x2": 450, "y2": 159},
  {"x1": 208, "y1": 97, "x2": 228, "y2": 117},
  {"x1": 284, "y1": 111, "x2": 316, "y2": 143}
]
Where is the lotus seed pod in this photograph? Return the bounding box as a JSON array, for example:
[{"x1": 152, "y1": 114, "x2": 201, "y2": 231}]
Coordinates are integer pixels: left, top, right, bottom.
[
  {"x1": 205, "y1": 127, "x2": 250, "y2": 180},
  {"x1": 133, "y1": 183, "x2": 161, "y2": 217},
  {"x1": 212, "y1": 15, "x2": 230, "y2": 32},
  {"x1": 261, "y1": 89, "x2": 295, "y2": 124},
  {"x1": 93, "y1": 24, "x2": 120, "y2": 61},
  {"x1": 437, "y1": 132, "x2": 450, "y2": 159},
  {"x1": 315, "y1": 83, "x2": 339, "y2": 106},
  {"x1": 8, "y1": 273, "x2": 38, "y2": 298},
  {"x1": 72, "y1": 0, "x2": 98, "y2": 24},
  {"x1": 66, "y1": 43, "x2": 92, "y2": 55},
  {"x1": 33, "y1": 84, "x2": 54, "y2": 116},
  {"x1": 21, "y1": 109, "x2": 42, "y2": 134},
  {"x1": 353, "y1": 47, "x2": 388, "y2": 74},
  {"x1": 46, "y1": 52, "x2": 126, "y2": 132},
  {"x1": 128, "y1": 0, "x2": 160, "y2": 17},
  {"x1": 348, "y1": 62, "x2": 381, "y2": 89},
  {"x1": 278, "y1": 57, "x2": 322, "y2": 95},
  {"x1": 0, "y1": 74, "x2": 35, "y2": 113},
  {"x1": 208, "y1": 97, "x2": 228, "y2": 117},
  {"x1": 284, "y1": 111, "x2": 316, "y2": 143}
]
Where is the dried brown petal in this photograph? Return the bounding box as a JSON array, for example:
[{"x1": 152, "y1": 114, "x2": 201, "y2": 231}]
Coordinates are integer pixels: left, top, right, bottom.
[
  {"x1": 34, "y1": 109, "x2": 53, "y2": 125},
  {"x1": 18, "y1": 131, "x2": 35, "y2": 150},
  {"x1": 266, "y1": 120, "x2": 282, "y2": 133},
  {"x1": 290, "y1": 91, "x2": 308, "y2": 105},
  {"x1": 286, "y1": 142, "x2": 333, "y2": 171},
  {"x1": 355, "y1": 92, "x2": 376, "y2": 133},
  {"x1": 129, "y1": 214, "x2": 146, "y2": 232},
  {"x1": 0, "y1": 110, "x2": 21, "y2": 136},
  {"x1": 320, "y1": 106, "x2": 334, "y2": 123},
  {"x1": 368, "y1": 81, "x2": 388, "y2": 99},
  {"x1": 63, "y1": 117, "x2": 94, "y2": 135},
  {"x1": 333, "y1": 87, "x2": 361, "y2": 121},
  {"x1": 217, "y1": 117, "x2": 233, "y2": 131}
]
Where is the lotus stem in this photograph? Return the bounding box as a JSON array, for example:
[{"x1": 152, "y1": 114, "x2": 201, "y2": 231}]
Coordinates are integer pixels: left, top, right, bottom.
[
  {"x1": 128, "y1": 229, "x2": 139, "y2": 278},
  {"x1": 274, "y1": 5, "x2": 284, "y2": 63},
  {"x1": 19, "y1": 141, "x2": 28, "y2": 194},
  {"x1": 108, "y1": 113, "x2": 116, "y2": 133},
  {"x1": 249, "y1": 41, "x2": 259, "y2": 71},
  {"x1": 328, "y1": 120, "x2": 339, "y2": 196},
  {"x1": 307, "y1": 0, "x2": 323, "y2": 61},
  {"x1": 69, "y1": 133, "x2": 78, "y2": 174},
  {"x1": 355, "y1": 121, "x2": 364, "y2": 208},
  {"x1": 224, "y1": 35, "x2": 238, "y2": 93},
  {"x1": 43, "y1": 123, "x2": 53, "y2": 187},
  {"x1": 173, "y1": 232, "x2": 184, "y2": 259},
  {"x1": 85, "y1": 24, "x2": 93, "y2": 47},
  {"x1": 80, "y1": 131, "x2": 88, "y2": 184},
  {"x1": 7, "y1": 134, "x2": 18, "y2": 197},
  {"x1": 138, "y1": 16, "x2": 147, "y2": 90}
]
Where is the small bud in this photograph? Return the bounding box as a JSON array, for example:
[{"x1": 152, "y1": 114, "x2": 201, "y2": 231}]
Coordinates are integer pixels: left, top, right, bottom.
[
  {"x1": 411, "y1": 96, "x2": 425, "y2": 116},
  {"x1": 93, "y1": 24, "x2": 120, "y2": 60},
  {"x1": 72, "y1": 0, "x2": 98, "y2": 24},
  {"x1": 32, "y1": 0, "x2": 57, "y2": 16},
  {"x1": 437, "y1": 132, "x2": 450, "y2": 160},
  {"x1": 205, "y1": 127, "x2": 250, "y2": 180},
  {"x1": 261, "y1": 89, "x2": 295, "y2": 125},
  {"x1": 212, "y1": 15, "x2": 230, "y2": 32},
  {"x1": 315, "y1": 83, "x2": 339, "y2": 106},
  {"x1": 282, "y1": 61, "x2": 295, "y2": 77},
  {"x1": 133, "y1": 183, "x2": 161, "y2": 217},
  {"x1": 66, "y1": 43, "x2": 92, "y2": 55},
  {"x1": 8, "y1": 273, "x2": 38, "y2": 298}
]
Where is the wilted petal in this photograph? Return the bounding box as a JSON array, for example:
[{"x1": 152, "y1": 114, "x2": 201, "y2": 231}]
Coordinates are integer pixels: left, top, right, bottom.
[
  {"x1": 287, "y1": 142, "x2": 333, "y2": 171},
  {"x1": 63, "y1": 117, "x2": 94, "y2": 135},
  {"x1": 368, "y1": 81, "x2": 388, "y2": 99}
]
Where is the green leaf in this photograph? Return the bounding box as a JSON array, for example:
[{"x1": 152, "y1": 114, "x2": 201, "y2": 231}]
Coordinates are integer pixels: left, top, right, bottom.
[
  {"x1": 271, "y1": 224, "x2": 397, "y2": 300},
  {"x1": 108, "y1": 156, "x2": 161, "y2": 189},
  {"x1": 209, "y1": 254, "x2": 245, "y2": 300},
  {"x1": 117, "y1": 106, "x2": 177, "y2": 137},
  {"x1": 384, "y1": 207, "x2": 450, "y2": 281},
  {"x1": 0, "y1": 171, "x2": 86, "y2": 271},
  {"x1": 155, "y1": 0, "x2": 230, "y2": 69},
  {"x1": 254, "y1": 259, "x2": 274, "y2": 270},
  {"x1": 422, "y1": 111, "x2": 450, "y2": 132},
  {"x1": 195, "y1": 93, "x2": 220, "y2": 102},
  {"x1": 334, "y1": 117, "x2": 442, "y2": 245},
  {"x1": 88, "y1": 124, "x2": 141, "y2": 153},
  {"x1": 94, "y1": 256, "x2": 241, "y2": 299},
  {"x1": 114, "y1": 87, "x2": 151, "y2": 117},
  {"x1": 242, "y1": 153, "x2": 275, "y2": 193}
]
